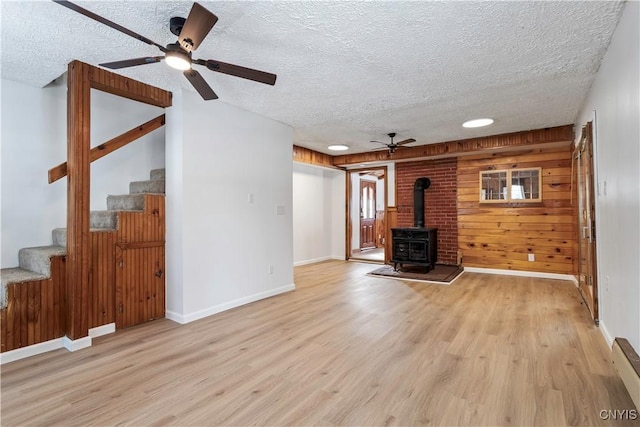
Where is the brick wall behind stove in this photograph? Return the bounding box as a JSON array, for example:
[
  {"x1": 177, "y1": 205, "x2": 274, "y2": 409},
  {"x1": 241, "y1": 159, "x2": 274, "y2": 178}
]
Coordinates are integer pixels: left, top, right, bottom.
[{"x1": 396, "y1": 158, "x2": 458, "y2": 264}]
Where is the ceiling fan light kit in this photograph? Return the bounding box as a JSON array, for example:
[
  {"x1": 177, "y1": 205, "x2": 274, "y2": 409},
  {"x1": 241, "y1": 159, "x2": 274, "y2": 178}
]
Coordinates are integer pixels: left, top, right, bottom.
[
  {"x1": 53, "y1": 0, "x2": 277, "y2": 100},
  {"x1": 165, "y1": 44, "x2": 192, "y2": 70}
]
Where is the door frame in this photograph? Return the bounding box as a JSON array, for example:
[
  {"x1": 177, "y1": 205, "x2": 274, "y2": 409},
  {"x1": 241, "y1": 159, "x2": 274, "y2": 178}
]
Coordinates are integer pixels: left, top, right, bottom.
[
  {"x1": 359, "y1": 179, "x2": 377, "y2": 250},
  {"x1": 574, "y1": 120, "x2": 599, "y2": 324},
  {"x1": 346, "y1": 166, "x2": 388, "y2": 260}
]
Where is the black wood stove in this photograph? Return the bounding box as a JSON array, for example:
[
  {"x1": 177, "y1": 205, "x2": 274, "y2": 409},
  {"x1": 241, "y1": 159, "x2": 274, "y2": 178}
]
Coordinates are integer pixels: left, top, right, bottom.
[{"x1": 391, "y1": 177, "x2": 438, "y2": 271}]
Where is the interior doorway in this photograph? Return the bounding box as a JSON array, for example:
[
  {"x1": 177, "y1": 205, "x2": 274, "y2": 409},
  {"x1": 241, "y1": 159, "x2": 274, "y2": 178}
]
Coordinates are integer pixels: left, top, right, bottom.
[
  {"x1": 347, "y1": 167, "x2": 387, "y2": 263},
  {"x1": 574, "y1": 121, "x2": 599, "y2": 324},
  {"x1": 360, "y1": 180, "x2": 376, "y2": 250}
]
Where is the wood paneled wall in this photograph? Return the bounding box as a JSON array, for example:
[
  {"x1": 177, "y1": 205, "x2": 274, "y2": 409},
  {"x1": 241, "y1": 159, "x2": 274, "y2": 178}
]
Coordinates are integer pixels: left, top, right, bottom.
[
  {"x1": 89, "y1": 231, "x2": 116, "y2": 329},
  {"x1": 375, "y1": 210, "x2": 385, "y2": 248},
  {"x1": 117, "y1": 195, "x2": 165, "y2": 243},
  {"x1": 384, "y1": 207, "x2": 398, "y2": 264},
  {"x1": 457, "y1": 147, "x2": 575, "y2": 274},
  {"x1": 1, "y1": 257, "x2": 66, "y2": 352},
  {"x1": 333, "y1": 125, "x2": 573, "y2": 166},
  {"x1": 115, "y1": 194, "x2": 165, "y2": 328},
  {"x1": 292, "y1": 145, "x2": 339, "y2": 169},
  {"x1": 1, "y1": 194, "x2": 166, "y2": 353}
]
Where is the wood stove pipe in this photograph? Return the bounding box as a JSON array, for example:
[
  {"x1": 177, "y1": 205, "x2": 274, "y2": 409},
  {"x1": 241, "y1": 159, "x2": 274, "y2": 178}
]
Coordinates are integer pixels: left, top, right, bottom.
[{"x1": 414, "y1": 177, "x2": 431, "y2": 227}]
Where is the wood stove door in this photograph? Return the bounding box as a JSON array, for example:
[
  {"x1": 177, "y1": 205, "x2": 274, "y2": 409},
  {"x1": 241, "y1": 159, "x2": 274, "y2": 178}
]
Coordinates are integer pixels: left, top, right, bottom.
[{"x1": 360, "y1": 180, "x2": 376, "y2": 249}]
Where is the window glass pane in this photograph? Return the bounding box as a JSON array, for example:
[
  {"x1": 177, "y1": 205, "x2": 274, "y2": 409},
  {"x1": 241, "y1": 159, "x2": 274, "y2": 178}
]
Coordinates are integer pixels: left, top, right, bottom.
[
  {"x1": 481, "y1": 171, "x2": 507, "y2": 200},
  {"x1": 511, "y1": 169, "x2": 540, "y2": 200}
]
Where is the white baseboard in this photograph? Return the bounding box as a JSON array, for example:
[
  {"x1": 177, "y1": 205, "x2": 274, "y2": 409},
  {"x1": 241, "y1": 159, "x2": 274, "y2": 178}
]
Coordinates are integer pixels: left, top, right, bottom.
[
  {"x1": 599, "y1": 320, "x2": 614, "y2": 347},
  {"x1": 63, "y1": 335, "x2": 92, "y2": 352},
  {"x1": 89, "y1": 323, "x2": 115, "y2": 338},
  {"x1": 464, "y1": 266, "x2": 577, "y2": 283},
  {"x1": 0, "y1": 337, "x2": 65, "y2": 365},
  {"x1": 294, "y1": 256, "x2": 344, "y2": 267},
  {"x1": 0, "y1": 323, "x2": 116, "y2": 364},
  {"x1": 167, "y1": 283, "x2": 296, "y2": 324}
]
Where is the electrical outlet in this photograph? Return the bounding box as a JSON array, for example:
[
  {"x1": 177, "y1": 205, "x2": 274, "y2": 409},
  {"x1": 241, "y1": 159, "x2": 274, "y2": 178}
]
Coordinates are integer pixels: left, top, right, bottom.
[
  {"x1": 248, "y1": 193, "x2": 254, "y2": 204},
  {"x1": 528, "y1": 253, "x2": 535, "y2": 262},
  {"x1": 269, "y1": 265, "x2": 274, "y2": 274}
]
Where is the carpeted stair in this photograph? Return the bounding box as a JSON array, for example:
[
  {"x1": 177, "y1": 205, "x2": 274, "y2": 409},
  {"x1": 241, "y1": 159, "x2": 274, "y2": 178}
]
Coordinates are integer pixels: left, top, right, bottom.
[{"x1": 0, "y1": 169, "x2": 165, "y2": 309}]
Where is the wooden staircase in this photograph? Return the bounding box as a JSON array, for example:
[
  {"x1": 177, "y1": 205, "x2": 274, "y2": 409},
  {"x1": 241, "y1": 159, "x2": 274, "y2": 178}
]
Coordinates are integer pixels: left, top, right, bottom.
[{"x1": 0, "y1": 169, "x2": 166, "y2": 353}]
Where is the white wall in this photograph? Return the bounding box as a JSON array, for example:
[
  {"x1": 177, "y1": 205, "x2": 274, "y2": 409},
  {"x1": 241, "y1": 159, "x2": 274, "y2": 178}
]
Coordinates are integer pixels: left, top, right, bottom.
[
  {"x1": 331, "y1": 171, "x2": 346, "y2": 259},
  {"x1": 166, "y1": 90, "x2": 294, "y2": 322},
  {"x1": 376, "y1": 178, "x2": 385, "y2": 211},
  {"x1": 1, "y1": 78, "x2": 165, "y2": 268},
  {"x1": 292, "y1": 162, "x2": 345, "y2": 265},
  {"x1": 575, "y1": 1, "x2": 639, "y2": 350}
]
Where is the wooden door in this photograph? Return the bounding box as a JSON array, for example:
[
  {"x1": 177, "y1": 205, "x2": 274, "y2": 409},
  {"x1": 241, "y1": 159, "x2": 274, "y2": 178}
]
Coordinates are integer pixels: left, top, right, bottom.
[
  {"x1": 360, "y1": 180, "x2": 376, "y2": 249},
  {"x1": 575, "y1": 122, "x2": 598, "y2": 323},
  {"x1": 115, "y1": 242, "x2": 165, "y2": 329}
]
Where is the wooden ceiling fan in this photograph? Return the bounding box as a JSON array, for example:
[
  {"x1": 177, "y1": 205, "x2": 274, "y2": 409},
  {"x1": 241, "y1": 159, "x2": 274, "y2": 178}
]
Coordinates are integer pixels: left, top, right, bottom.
[
  {"x1": 371, "y1": 133, "x2": 416, "y2": 154},
  {"x1": 53, "y1": 1, "x2": 277, "y2": 100}
]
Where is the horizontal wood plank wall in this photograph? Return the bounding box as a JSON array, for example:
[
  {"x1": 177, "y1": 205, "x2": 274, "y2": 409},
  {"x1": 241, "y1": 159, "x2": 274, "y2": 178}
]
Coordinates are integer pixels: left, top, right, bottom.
[
  {"x1": 457, "y1": 147, "x2": 575, "y2": 274},
  {"x1": 89, "y1": 231, "x2": 116, "y2": 329},
  {"x1": 0, "y1": 256, "x2": 66, "y2": 352}
]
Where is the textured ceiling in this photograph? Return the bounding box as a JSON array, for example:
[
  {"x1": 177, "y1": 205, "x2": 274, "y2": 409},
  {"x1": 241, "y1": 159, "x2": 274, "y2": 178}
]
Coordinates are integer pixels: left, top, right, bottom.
[{"x1": 1, "y1": 1, "x2": 625, "y2": 154}]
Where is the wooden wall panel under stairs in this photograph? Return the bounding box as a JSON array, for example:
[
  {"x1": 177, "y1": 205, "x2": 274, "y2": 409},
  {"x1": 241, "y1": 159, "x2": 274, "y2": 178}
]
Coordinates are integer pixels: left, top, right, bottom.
[
  {"x1": 1, "y1": 188, "x2": 166, "y2": 353},
  {"x1": 88, "y1": 231, "x2": 116, "y2": 329},
  {"x1": 0, "y1": 257, "x2": 66, "y2": 352}
]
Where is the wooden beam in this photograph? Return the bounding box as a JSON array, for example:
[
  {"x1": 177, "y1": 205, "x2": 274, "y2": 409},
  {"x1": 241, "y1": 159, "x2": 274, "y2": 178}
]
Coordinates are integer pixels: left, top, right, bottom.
[
  {"x1": 88, "y1": 64, "x2": 172, "y2": 108},
  {"x1": 293, "y1": 145, "x2": 341, "y2": 169},
  {"x1": 66, "y1": 60, "x2": 91, "y2": 340},
  {"x1": 332, "y1": 125, "x2": 574, "y2": 166},
  {"x1": 49, "y1": 114, "x2": 166, "y2": 183}
]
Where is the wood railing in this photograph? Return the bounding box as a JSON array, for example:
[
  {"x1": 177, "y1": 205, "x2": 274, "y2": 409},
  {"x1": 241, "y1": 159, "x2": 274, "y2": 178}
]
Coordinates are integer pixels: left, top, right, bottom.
[{"x1": 48, "y1": 114, "x2": 166, "y2": 183}]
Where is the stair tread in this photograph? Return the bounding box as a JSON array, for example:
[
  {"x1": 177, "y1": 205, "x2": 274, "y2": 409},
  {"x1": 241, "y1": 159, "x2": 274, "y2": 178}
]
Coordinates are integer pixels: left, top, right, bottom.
[
  {"x1": 52, "y1": 227, "x2": 120, "y2": 231},
  {"x1": 150, "y1": 168, "x2": 165, "y2": 180},
  {"x1": 19, "y1": 245, "x2": 67, "y2": 257},
  {"x1": 1, "y1": 267, "x2": 50, "y2": 309},
  {"x1": 130, "y1": 179, "x2": 165, "y2": 195},
  {"x1": 1, "y1": 267, "x2": 48, "y2": 286}
]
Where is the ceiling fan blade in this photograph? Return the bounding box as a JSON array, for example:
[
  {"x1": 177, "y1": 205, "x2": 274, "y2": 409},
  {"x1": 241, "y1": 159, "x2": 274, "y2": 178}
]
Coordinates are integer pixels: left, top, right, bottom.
[
  {"x1": 197, "y1": 59, "x2": 277, "y2": 85},
  {"x1": 99, "y1": 56, "x2": 163, "y2": 69},
  {"x1": 396, "y1": 138, "x2": 416, "y2": 146},
  {"x1": 53, "y1": 1, "x2": 166, "y2": 53},
  {"x1": 370, "y1": 140, "x2": 388, "y2": 146},
  {"x1": 183, "y1": 69, "x2": 218, "y2": 100},
  {"x1": 178, "y1": 3, "x2": 218, "y2": 52}
]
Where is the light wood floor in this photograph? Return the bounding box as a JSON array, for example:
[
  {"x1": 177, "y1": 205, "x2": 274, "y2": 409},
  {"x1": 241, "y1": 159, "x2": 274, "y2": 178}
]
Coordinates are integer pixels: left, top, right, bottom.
[
  {"x1": 350, "y1": 248, "x2": 385, "y2": 262},
  {"x1": 1, "y1": 261, "x2": 637, "y2": 426}
]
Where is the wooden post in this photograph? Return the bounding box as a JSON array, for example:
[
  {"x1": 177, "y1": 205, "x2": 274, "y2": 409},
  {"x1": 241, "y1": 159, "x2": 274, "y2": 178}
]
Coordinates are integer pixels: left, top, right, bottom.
[
  {"x1": 385, "y1": 206, "x2": 398, "y2": 265},
  {"x1": 66, "y1": 61, "x2": 91, "y2": 340}
]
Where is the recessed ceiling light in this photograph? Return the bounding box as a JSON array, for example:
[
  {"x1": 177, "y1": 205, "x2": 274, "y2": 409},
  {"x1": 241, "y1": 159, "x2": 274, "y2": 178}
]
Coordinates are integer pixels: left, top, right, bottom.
[
  {"x1": 328, "y1": 144, "x2": 349, "y2": 151},
  {"x1": 462, "y1": 118, "x2": 494, "y2": 128}
]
